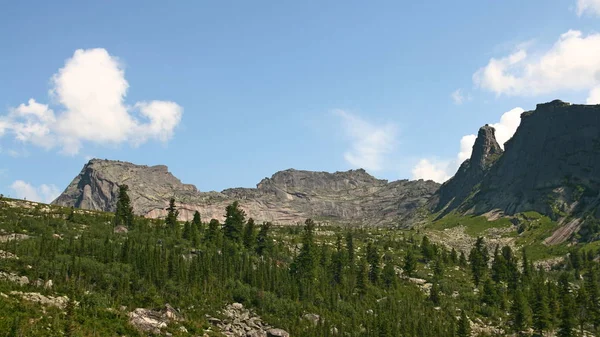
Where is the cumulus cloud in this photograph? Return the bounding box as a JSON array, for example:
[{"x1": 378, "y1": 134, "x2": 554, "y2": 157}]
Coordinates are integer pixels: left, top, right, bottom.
[
  {"x1": 577, "y1": 0, "x2": 600, "y2": 16},
  {"x1": 587, "y1": 86, "x2": 600, "y2": 104},
  {"x1": 411, "y1": 107, "x2": 523, "y2": 183},
  {"x1": 412, "y1": 159, "x2": 452, "y2": 183},
  {"x1": 451, "y1": 89, "x2": 471, "y2": 105},
  {"x1": 334, "y1": 110, "x2": 397, "y2": 171},
  {"x1": 473, "y1": 30, "x2": 600, "y2": 103},
  {"x1": 1, "y1": 48, "x2": 183, "y2": 154},
  {"x1": 10, "y1": 180, "x2": 60, "y2": 203}
]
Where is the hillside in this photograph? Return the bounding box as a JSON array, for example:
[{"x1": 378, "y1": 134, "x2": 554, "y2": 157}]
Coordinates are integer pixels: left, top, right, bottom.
[
  {"x1": 52, "y1": 160, "x2": 439, "y2": 226},
  {"x1": 431, "y1": 100, "x2": 600, "y2": 244}
]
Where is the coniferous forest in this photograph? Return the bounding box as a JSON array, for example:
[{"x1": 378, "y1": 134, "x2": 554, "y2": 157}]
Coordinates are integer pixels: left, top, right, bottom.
[{"x1": 1, "y1": 189, "x2": 600, "y2": 337}]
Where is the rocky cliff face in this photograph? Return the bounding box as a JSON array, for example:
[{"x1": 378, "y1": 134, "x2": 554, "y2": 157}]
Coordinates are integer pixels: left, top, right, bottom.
[
  {"x1": 53, "y1": 159, "x2": 439, "y2": 225},
  {"x1": 433, "y1": 100, "x2": 600, "y2": 237}
]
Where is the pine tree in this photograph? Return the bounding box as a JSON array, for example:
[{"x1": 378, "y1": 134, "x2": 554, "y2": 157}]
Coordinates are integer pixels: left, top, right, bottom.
[
  {"x1": 223, "y1": 201, "x2": 245, "y2": 243},
  {"x1": 242, "y1": 218, "x2": 256, "y2": 250},
  {"x1": 205, "y1": 219, "x2": 220, "y2": 244},
  {"x1": 532, "y1": 280, "x2": 551, "y2": 335},
  {"x1": 558, "y1": 273, "x2": 575, "y2": 337},
  {"x1": 421, "y1": 235, "x2": 434, "y2": 262},
  {"x1": 429, "y1": 281, "x2": 441, "y2": 306},
  {"x1": 481, "y1": 278, "x2": 498, "y2": 307},
  {"x1": 469, "y1": 237, "x2": 489, "y2": 286},
  {"x1": 292, "y1": 219, "x2": 318, "y2": 297},
  {"x1": 404, "y1": 249, "x2": 417, "y2": 277},
  {"x1": 331, "y1": 235, "x2": 345, "y2": 285},
  {"x1": 366, "y1": 242, "x2": 380, "y2": 284},
  {"x1": 165, "y1": 198, "x2": 179, "y2": 232},
  {"x1": 510, "y1": 289, "x2": 531, "y2": 335},
  {"x1": 182, "y1": 221, "x2": 192, "y2": 240},
  {"x1": 346, "y1": 231, "x2": 355, "y2": 266},
  {"x1": 256, "y1": 222, "x2": 272, "y2": 256},
  {"x1": 382, "y1": 260, "x2": 396, "y2": 289},
  {"x1": 356, "y1": 261, "x2": 368, "y2": 296},
  {"x1": 456, "y1": 311, "x2": 471, "y2": 337},
  {"x1": 114, "y1": 184, "x2": 134, "y2": 228}
]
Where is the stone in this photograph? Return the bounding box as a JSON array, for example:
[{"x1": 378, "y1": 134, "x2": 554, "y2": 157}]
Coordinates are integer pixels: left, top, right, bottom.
[
  {"x1": 432, "y1": 100, "x2": 600, "y2": 243},
  {"x1": 266, "y1": 329, "x2": 289, "y2": 337},
  {"x1": 53, "y1": 159, "x2": 439, "y2": 226},
  {"x1": 303, "y1": 313, "x2": 320, "y2": 326}
]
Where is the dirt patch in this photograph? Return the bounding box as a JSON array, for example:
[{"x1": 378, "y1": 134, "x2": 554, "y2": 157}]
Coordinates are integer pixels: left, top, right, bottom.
[{"x1": 544, "y1": 218, "x2": 581, "y2": 245}]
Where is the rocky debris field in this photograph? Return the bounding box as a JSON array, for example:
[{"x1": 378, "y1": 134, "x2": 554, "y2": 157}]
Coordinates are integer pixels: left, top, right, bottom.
[{"x1": 207, "y1": 303, "x2": 290, "y2": 337}]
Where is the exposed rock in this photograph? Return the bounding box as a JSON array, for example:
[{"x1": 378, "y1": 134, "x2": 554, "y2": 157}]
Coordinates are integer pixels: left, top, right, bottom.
[
  {"x1": 303, "y1": 313, "x2": 320, "y2": 326},
  {"x1": 113, "y1": 225, "x2": 128, "y2": 234},
  {"x1": 0, "y1": 271, "x2": 29, "y2": 286},
  {"x1": 267, "y1": 329, "x2": 289, "y2": 337},
  {"x1": 53, "y1": 159, "x2": 439, "y2": 225},
  {"x1": 9, "y1": 291, "x2": 70, "y2": 309},
  {"x1": 0, "y1": 234, "x2": 30, "y2": 243},
  {"x1": 0, "y1": 250, "x2": 18, "y2": 259},
  {"x1": 433, "y1": 100, "x2": 600, "y2": 242},
  {"x1": 209, "y1": 303, "x2": 288, "y2": 337},
  {"x1": 128, "y1": 304, "x2": 182, "y2": 334}
]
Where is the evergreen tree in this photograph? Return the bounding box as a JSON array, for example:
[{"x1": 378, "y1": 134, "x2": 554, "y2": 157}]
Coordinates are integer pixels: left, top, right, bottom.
[
  {"x1": 450, "y1": 248, "x2": 458, "y2": 264},
  {"x1": 292, "y1": 219, "x2": 318, "y2": 297},
  {"x1": 114, "y1": 184, "x2": 134, "y2": 228},
  {"x1": 469, "y1": 237, "x2": 489, "y2": 286},
  {"x1": 433, "y1": 256, "x2": 444, "y2": 280},
  {"x1": 242, "y1": 218, "x2": 256, "y2": 250},
  {"x1": 584, "y1": 266, "x2": 600, "y2": 331},
  {"x1": 459, "y1": 251, "x2": 468, "y2": 267},
  {"x1": 356, "y1": 261, "x2": 368, "y2": 296},
  {"x1": 256, "y1": 222, "x2": 272, "y2": 256},
  {"x1": 366, "y1": 242, "x2": 380, "y2": 284},
  {"x1": 456, "y1": 311, "x2": 471, "y2": 337},
  {"x1": 429, "y1": 281, "x2": 441, "y2": 306},
  {"x1": 331, "y1": 235, "x2": 345, "y2": 285},
  {"x1": 404, "y1": 249, "x2": 417, "y2": 277},
  {"x1": 481, "y1": 278, "x2": 498, "y2": 307},
  {"x1": 165, "y1": 198, "x2": 179, "y2": 232},
  {"x1": 182, "y1": 221, "x2": 192, "y2": 240},
  {"x1": 223, "y1": 201, "x2": 246, "y2": 243},
  {"x1": 510, "y1": 289, "x2": 531, "y2": 335},
  {"x1": 382, "y1": 256, "x2": 396, "y2": 289},
  {"x1": 421, "y1": 235, "x2": 434, "y2": 262},
  {"x1": 205, "y1": 219, "x2": 220, "y2": 244},
  {"x1": 346, "y1": 231, "x2": 355, "y2": 266},
  {"x1": 532, "y1": 280, "x2": 551, "y2": 335},
  {"x1": 558, "y1": 273, "x2": 575, "y2": 337}
]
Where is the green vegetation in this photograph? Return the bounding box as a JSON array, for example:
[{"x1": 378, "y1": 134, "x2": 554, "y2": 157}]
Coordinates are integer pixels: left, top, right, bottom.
[{"x1": 1, "y1": 194, "x2": 600, "y2": 336}]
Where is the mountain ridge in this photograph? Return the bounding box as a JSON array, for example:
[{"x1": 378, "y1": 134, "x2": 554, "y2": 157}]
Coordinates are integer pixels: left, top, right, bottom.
[{"x1": 52, "y1": 159, "x2": 439, "y2": 225}]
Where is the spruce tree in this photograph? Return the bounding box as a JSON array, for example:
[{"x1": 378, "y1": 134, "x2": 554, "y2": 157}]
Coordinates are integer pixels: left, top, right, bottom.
[
  {"x1": 165, "y1": 198, "x2": 179, "y2": 232},
  {"x1": 292, "y1": 219, "x2": 318, "y2": 297},
  {"x1": 356, "y1": 260, "x2": 368, "y2": 296},
  {"x1": 456, "y1": 311, "x2": 471, "y2": 337},
  {"x1": 114, "y1": 184, "x2": 134, "y2": 228},
  {"x1": 404, "y1": 249, "x2": 417, "y2": 277},
  {"x1": 242, "y1": 218, "x2": 256, "y2": 250},
  {"x1": 366, "y1": 242, "x2": 380, "y2": 284},
  {"x1": 510, "y1": 289, "x2": 531, "y2": 335},
  {"x1": 256, "y1": 222, "x2": 272, "y2": 256},
  {"x1": 469, "y1": 237, "x2": 489, "y2": 286},
  {"x1": 331, "y1": 235, "x2": 345, "y2": 285},
  {"x1": 558, "y1": 273, "x2": 575, "y2": 337},
  {"x1": 223, "y1": 201, "x2": 245, "y2": 243},
  {"x1": 346, "y1": 231, "x2": 355, "y2": 266},
  {"x1": 532, "y1": 280, "x2": 551, "y2": 335}
]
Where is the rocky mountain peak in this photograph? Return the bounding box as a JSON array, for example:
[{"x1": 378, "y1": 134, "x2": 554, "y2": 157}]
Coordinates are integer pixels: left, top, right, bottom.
[
  {"x1": 54, "y1": 160, "x2": 439, "y2": 226},
  {"x1": 471, "y1": 125, "x2": 503, "y2": 171}
]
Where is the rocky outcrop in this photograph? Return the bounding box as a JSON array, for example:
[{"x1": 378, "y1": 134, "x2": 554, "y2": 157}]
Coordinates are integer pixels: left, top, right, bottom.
[
  {"x1": 128, "y1": 304, "x2": 183, "y2": 334},
  {"x1": 432, "y1": 125, "x2": 503, "y2": 217},
  {"x1": 433, "y1": 100, "x2": 600, "y2": 241},
  {"x1": 208, "y1": 302, "x2": 289, "y2": 337},
  {"x1": 53, "y1": 159, "x2": 439, "y2": 225}
]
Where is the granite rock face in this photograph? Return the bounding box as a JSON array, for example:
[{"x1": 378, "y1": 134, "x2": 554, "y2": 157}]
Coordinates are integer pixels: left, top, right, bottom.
[
  {"x1": 53, "y1": 160, "x2": 439, "y2": 225},
  {"x1": 433, "y1": 100, "x2": 600, "y2": 228}
]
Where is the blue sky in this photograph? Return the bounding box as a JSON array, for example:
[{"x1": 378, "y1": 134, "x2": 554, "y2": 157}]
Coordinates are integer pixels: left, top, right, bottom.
[{"x1": 1, "y1": 0, "x2": 600, "y2": 202}]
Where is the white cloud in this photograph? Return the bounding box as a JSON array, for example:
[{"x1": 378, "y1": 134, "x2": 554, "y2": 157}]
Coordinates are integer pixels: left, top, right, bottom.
[
  {"x1": 451, "y1": 89, "x2": 472, "y2": 105},
  {"x1": 473, "y1": 30, "x2": 600, "y2": 100},
  {"x1": 458, "y1": 134, "x2": 477, "y2": 162},
  {"x1": 1, "y1": 48, "x2": 183, "y2": 155},
  {"x1": 10, "y1": 180, "x2": 60, "y2": 203},
  {"x1": 587, "y1": 86, "x2": 600, "y2": 104},
  {"x1": 411, "y1": 159, "x2": 452, "y2": 183},
  {"x1": 577, "y1": 0, "x2": 600, "y2": 16},
  {"x1": 334, "y1": 109, "x2": 397, "y2": 171},
  {"x1": 412, "y1": 107, "x2": 523, "y2": 183}
]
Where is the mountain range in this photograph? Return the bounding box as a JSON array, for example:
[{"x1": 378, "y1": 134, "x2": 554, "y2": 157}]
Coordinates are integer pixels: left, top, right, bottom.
[{"x1": 52, "y1": 100, "x2": 600, "y2": 238}]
